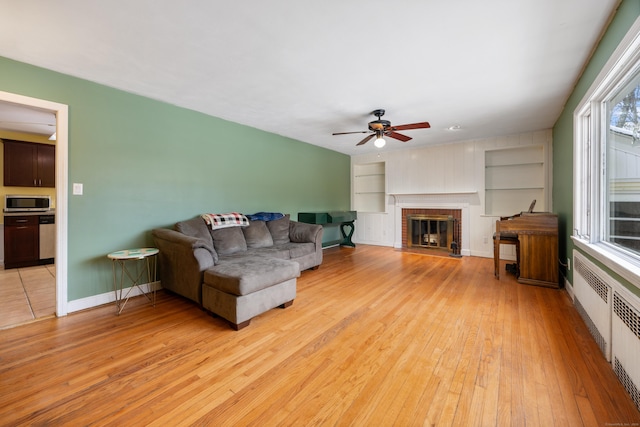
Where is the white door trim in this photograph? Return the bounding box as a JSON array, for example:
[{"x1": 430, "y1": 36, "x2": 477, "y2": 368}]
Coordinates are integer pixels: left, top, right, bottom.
[{"x1": 0, "y1": 90, "x2": 69, "y2": 316}]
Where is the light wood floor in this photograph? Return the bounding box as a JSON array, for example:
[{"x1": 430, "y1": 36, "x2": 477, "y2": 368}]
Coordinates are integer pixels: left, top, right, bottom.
[
  {"x1": 0, "y1": 246, "x2": 638, "y2": 426},
  {"x1": 0, "y1": 264, "x2": 56, "y2": 329}
]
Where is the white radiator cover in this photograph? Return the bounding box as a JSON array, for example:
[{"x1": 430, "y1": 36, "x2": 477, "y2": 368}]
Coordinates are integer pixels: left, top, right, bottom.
[
  {"x1": 573, "y1": 250, "x2": 640, "y2": 412},
  {"x1": 612, "y1": 288, "x2": 640, "y2": 412},
  {"x1": 573, "y1": 252, "x2": 612, "y2": 360}
]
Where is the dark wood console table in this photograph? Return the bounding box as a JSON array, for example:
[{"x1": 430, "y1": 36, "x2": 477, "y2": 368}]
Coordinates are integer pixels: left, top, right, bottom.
[{"x1": 298, "y1": 211, "x2": 357, "y2": 248}]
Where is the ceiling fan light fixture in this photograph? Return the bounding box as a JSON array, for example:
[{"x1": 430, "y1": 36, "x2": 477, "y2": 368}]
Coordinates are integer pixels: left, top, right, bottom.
[
  {"x1": 331, "y1": 109, "x2": 430, "y2": 147},
  {"x1": 374, "y1": 135, "x2": 386, "y2": 148}
]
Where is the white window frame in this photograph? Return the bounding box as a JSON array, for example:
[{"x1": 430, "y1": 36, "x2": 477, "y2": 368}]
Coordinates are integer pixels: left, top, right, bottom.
[{"x1": 573, "y1": 16, "x2": 640, "y2": 289}]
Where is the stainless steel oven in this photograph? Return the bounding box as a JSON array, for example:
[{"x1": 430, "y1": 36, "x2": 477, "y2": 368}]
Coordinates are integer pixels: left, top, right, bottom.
[{"x1": 4, "y1": 195, "x2": 51, "y2": 212}]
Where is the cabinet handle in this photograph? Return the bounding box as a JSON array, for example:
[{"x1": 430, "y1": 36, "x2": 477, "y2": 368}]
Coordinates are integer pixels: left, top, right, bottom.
[
  {"x1": 15, "y1": 219, "x2": 28, "y2": 223},
  {"x1": 39, "y1": 179, "x2": 42, "y2": 186}
]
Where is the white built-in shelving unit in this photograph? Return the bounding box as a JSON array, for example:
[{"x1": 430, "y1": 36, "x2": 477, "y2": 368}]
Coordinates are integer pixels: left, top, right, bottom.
[
  {"x1": 484, "y1": 145, "x2": 545, "y2": 216},
  {"x1": 353, "y1": 162, "x2": 385, "y2": 213}
]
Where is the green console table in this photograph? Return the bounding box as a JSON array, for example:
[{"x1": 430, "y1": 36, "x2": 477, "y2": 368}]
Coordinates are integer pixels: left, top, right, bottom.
[{"x1": 298, "y1": 211, "x2": 357, "y2": 248}]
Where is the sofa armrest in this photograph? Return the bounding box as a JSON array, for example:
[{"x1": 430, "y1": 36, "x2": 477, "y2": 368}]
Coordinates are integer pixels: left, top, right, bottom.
[
  {"x1": 289, "y1": 220, "x2": 324, "y2": 269},
  {"x1": 289, "y1": 220, "x2": 323, "y2": 244},
  {"x1": 152, "y1": 228, "x2": 217, "y2": 304}
]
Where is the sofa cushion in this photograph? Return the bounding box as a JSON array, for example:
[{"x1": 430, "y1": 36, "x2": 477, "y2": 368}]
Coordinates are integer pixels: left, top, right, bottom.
[
  {"x1": 175, "y1": 217, "x2": 217, "y2": 262},
  {"x1": 242, "y1": 220, "x2": 274, "y2": 249},
  {"x1": 204, "y1": 255, "x2": 300, "y2": 296},
  {"x1": 266, "y1": 214, "x2": 291, "y2": 245},
  {"x1": 175, "y1": 217, "x2": 212, "y2": 242},
  {"x1": 245, "y1": 246, "x2": 291, "y2": 259},
  {"x1": 210, "y1": 226, "x2": 247, "y2": 255}
]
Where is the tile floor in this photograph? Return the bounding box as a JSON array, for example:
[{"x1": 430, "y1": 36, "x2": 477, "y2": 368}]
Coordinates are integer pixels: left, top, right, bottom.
[{"x1": 0, "y1": 264, "x2": 56, "y2": 329}]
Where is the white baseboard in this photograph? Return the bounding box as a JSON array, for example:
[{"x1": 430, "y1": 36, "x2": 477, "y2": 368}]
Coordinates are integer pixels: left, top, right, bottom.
[{"x1": 67, "y1": 281, "x2": 161, "y2": 313}]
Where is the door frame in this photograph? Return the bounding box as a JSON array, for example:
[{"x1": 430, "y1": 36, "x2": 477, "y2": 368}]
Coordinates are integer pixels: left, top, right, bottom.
[{"x1": 0, "y1": 90, "x2": 69, "y2": 316}]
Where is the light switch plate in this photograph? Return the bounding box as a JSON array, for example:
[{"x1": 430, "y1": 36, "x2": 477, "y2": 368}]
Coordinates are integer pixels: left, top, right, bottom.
[{"x1": 73, "y1": 183, "x2": 83, "y2": 195}]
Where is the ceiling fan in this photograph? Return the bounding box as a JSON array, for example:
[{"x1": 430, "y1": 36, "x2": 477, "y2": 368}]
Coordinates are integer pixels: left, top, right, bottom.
[{"x1": 332, "y1": 109, "x2": 430, "y2": 147}]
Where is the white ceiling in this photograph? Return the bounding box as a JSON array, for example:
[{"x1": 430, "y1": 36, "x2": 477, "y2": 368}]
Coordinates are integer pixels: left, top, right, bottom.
[{"x1": 0, "y1": 1, "x2": 620, "y2": 155}]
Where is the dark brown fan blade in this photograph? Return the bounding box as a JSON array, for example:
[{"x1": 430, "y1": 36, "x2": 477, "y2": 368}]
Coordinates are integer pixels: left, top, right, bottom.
[
  {"x1": 386, "y1": 131, "x2": 412, "y2": 142},
  {"x1": 391, "y1": 122, "x2": 431, "y2": 131},
  {"x1": 356, "y1": 134, "x2": 376, "y2": 146},
  {"x1": 332, "y1": 130, "x2": 370, "y2": 135}
]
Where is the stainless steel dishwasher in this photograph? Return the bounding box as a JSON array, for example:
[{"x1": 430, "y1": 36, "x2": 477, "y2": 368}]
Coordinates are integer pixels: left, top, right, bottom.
[{"x1": 39, "y1": 214, "x2": 55, "y2": 261}]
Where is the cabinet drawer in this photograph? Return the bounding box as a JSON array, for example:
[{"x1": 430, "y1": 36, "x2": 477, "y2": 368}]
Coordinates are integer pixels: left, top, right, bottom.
[{"x1": 5, "y1": 216, "x2": 39, "y2": 226}]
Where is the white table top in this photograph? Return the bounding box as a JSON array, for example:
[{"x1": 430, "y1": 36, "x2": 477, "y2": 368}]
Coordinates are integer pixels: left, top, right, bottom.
[{"x1": 108, "y1": 247, "x2": 159, "y2": 260}]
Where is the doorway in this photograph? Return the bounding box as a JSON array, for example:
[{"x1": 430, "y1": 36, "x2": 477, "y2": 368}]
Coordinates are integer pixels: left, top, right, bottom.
[{"x1": 0, "y1": 90, "x2": 68, "y2": 322}]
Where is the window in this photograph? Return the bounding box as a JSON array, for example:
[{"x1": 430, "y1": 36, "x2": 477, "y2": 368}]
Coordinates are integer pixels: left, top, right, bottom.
[
  {"x1": 574, "y1": 17, "x2": 640, "y2": 286},
  {"x1": 607, "y1": 78, "x2": 640, "y2": 255}
]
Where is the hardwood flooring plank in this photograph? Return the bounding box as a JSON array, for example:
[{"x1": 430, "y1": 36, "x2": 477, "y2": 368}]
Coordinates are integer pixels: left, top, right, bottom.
[
  {"x1": 533, "y1": 289, "x2": 575, "y2": 427},
  {"x1": 0, "y1": 246, "x2": 638, "y2": 426}
]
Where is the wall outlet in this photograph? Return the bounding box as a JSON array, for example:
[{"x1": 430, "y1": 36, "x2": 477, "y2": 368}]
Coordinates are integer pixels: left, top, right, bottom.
[{"x1": 483, "y1": 236, "x2": 488, "y2": 244}]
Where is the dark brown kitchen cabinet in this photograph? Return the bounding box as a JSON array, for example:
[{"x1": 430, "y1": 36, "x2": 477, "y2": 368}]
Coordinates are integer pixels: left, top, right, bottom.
[
  {"x1": 4, "y1": 216, "x2": 39, "y2": 269},
  {"x1": 3, "y1": 139, "x2": 55, "y2": 187}
]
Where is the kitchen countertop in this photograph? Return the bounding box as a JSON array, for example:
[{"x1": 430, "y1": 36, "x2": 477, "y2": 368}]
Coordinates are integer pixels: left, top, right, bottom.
[{"x1": 3, "y1": 209, "x2": 56, "y2": 217}]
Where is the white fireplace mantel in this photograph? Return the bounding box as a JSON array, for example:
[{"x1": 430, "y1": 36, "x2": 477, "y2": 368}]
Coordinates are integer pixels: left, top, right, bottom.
[
  {"x1": 390, "y1": 192, "x2": 475, "y2": 256},
  {"x1": 390, "y1": 191, "x2": 477, "y2": 202}
]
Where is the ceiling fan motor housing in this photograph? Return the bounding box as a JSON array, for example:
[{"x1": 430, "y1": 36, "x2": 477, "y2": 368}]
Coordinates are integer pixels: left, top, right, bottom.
[{"x1": 369, "y1": 120, "x2": 390, "y2": 131}]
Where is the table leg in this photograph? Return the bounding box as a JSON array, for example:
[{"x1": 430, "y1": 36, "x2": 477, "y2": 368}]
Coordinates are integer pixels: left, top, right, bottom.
[
  {"x1": 145, "y1": 255, "x2": 157, "y2": 307},
  {"x1": 339, "y1": 221, "x2": 356, "y2": 247},
  {"x1": 112, "y1": 257, "x2": 154, "y2": 315}
]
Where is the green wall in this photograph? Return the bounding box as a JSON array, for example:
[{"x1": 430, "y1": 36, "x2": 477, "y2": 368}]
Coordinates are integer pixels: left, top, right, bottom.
[
  {"x1": 0, "y1": 56, "x2": 350, "y2": 301},
  {"x1": 553, "y1": 0, "x2": 640, "y2": 292}
]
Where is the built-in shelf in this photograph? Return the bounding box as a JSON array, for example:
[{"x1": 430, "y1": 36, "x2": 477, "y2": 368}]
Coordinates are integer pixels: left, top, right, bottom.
[
  {"x1": 353, "y1": 162, "x2": 385, "y2": 213},
  {"x1": 485, "y1": 145, "x2": 545, "y2": 216}
]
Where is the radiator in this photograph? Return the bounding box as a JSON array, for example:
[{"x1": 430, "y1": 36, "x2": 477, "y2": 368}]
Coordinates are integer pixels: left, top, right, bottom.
[
  {"x1": 572, "y1": 252, "x2": 612, "y2": 360},
  {"x1": 612, "y1": 289, "x2": 640, "y2": 411},
  {"x1": 573, "y1": 250, "x2": 640, "y2": 412}
]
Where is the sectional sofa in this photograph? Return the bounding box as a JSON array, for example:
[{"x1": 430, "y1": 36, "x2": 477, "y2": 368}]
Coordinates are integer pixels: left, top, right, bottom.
[{"x1": 152, "y1": 213, "x2": 323, "y2": 329}]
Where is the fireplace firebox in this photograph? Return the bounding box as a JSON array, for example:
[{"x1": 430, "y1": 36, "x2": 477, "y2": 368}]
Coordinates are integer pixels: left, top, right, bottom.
[{"x1": 406, "y1": 214, "x2": 454, "y2": 252}]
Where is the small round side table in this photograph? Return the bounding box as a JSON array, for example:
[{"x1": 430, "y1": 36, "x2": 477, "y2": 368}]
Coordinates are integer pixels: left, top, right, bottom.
[{"x1": 107, "y1": 247, "x2": 159, "y2": 315}]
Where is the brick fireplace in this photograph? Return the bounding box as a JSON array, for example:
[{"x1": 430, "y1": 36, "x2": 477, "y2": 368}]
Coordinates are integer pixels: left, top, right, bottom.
[
  {"x1": 402, "y1": 208, "x2": 462, "y2": 253},
  {"x1": 391, "y1": 192, "x2": 473, "y2": 256}
]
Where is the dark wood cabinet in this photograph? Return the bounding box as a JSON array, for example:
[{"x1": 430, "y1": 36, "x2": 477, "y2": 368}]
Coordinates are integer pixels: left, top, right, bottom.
[
  {"x1": 3, "y1": 140, "x2": 55, "y2": 187},
  {"x1": 4, "y1": 216, "x2": 39, "y2": 269},
  {"x1": 37, "y1": 143, "x2": 55, "y2": 187}
]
